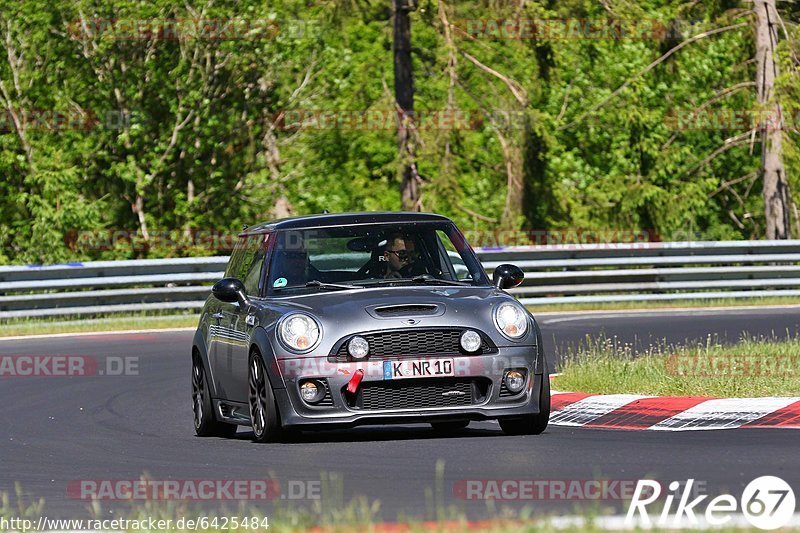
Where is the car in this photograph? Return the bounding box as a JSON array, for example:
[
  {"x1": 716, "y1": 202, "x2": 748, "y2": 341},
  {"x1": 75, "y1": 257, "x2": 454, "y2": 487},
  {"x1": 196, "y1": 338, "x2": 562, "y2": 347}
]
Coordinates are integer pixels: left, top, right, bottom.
[{"x1": 191, "y1": 212, "x2": 550, "y2": 442}]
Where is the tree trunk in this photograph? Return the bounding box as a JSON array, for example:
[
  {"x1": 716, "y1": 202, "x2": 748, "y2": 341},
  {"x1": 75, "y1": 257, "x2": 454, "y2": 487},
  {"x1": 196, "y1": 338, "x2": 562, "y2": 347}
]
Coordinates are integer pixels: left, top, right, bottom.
[
  {"x1": 133, "y1": 193, "x2": 150, "y2": 252},
  {"x1": 496, "y1": 130, "x2": 524, "y2": 227},
  {"x1": 183, "y1": 179, "x2": 194, "y2": 239},
  {"x1": 755, "y1": 0, "x2": 790, "y2": 239},
  {"x1": 393, "y1": 0, "x2": 420, "y2": 211}
]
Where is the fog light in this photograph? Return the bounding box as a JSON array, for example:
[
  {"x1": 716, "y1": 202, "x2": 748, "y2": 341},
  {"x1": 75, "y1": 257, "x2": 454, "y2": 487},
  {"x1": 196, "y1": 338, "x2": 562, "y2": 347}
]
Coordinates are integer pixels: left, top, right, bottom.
[
  {"x1": 300, "y1": 380, "x2": 323, "y2": 403},
  {"x1": 460, "y1": 330, "x2": 482, "y2": 352},
  {"x1": 504, "y1": 370, "x2": 526, "y2": 393},
  {"x1": 348, "y1": 336, "x2": 369, "y2": 359}
]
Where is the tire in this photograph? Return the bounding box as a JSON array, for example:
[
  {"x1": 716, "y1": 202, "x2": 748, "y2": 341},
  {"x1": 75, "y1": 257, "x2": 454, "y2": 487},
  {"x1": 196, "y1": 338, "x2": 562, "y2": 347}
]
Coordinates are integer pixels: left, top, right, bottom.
[
  {"x1": 499, "y1": 368, "x2": 551, "y2": 436},
  {"x1": 430, "y1": 420, "x2": 469, "y2": 432},
  {"x1": 248, "y1": 352, "x2": 286, "y2": 443},
  {"x1": 192, "y1": 354, "x2": 237, "y2": 438}
]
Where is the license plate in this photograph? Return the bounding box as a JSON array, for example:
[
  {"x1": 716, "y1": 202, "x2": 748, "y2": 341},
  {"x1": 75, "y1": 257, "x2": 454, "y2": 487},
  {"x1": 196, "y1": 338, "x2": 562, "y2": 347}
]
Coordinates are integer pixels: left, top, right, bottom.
[{"x1": 383, "y1": 358, "x2": 454, "y2": 380}]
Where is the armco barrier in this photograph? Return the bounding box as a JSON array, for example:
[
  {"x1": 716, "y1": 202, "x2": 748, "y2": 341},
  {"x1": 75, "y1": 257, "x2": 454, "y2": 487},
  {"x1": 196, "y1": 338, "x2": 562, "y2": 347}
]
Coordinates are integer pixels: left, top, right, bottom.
[{"x1": 1, "y1": 241, "x2": 799, "y2": 318}]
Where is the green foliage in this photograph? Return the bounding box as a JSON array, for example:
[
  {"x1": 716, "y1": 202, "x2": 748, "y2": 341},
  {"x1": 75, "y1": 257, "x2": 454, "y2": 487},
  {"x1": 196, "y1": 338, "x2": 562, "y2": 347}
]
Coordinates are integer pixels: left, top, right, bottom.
[{"x1": 0, "y1": 0, "x2": 796, "y2": 263}]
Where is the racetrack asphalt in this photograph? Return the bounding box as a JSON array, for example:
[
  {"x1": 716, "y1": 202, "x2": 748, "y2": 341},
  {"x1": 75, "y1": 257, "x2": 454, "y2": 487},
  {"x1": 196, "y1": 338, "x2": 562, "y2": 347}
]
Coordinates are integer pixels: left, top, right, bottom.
[{"x1": 0, "y1": 307, "x2": 798, "y2": 521}]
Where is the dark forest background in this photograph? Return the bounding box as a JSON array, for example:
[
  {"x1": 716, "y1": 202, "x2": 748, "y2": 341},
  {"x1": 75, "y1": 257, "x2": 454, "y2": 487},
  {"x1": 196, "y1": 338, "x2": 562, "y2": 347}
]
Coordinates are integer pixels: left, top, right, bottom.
[{"x1": 1, "y1": 0, "x2": 798, "y2": 263}]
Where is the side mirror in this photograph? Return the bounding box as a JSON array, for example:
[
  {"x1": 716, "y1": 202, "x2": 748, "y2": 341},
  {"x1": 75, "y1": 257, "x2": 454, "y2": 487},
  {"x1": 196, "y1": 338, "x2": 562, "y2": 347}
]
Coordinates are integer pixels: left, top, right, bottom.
[
  {"x1": 212, "y1": 278, "x2": 249, "y2": 306},
  {"x1": 493, "y1": 264, "x2": 524, "y2": 290}
]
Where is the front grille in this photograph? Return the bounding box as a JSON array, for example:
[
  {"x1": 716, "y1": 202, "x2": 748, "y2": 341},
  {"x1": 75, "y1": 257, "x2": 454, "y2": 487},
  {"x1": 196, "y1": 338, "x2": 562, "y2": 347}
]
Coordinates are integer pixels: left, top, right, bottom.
[
  {"x1": 332, "y1": 328, "x2": 496, "y2": 359},
  {"x1": 349, "y1": 378, "x2": 490, "y2": 410},
  {"x1": 374, "y1": 304, "x2": 438, "y2": 317}
]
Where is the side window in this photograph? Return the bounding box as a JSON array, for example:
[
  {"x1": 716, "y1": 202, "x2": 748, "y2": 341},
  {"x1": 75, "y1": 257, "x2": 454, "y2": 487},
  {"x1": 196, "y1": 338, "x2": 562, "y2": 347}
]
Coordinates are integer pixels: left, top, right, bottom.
[
  {"x1": 224, "y1": 235, "x2": 267, "y2": 297},
  {"x1": 242, "y1": 235, "x2": 268, "y2": 296},
  {"x1": 224, "y1": 237, "x2": 248, "y2": 279},
  {"x1": 436, "y1": 230, "x2": 471, "y2": 281}
]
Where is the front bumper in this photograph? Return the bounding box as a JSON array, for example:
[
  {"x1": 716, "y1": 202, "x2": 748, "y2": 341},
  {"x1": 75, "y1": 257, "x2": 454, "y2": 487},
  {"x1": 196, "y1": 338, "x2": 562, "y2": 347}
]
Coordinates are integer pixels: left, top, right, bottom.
[{"x1": 274, "y1": 347, "x2": 543, "y2": 429}]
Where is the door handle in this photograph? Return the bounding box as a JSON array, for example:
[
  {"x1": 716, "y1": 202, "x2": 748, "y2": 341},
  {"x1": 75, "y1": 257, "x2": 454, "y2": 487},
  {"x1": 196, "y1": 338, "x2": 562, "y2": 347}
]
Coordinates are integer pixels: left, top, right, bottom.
[{"x1": 211, "y1": 311, "x2": 224, "y2": 320}]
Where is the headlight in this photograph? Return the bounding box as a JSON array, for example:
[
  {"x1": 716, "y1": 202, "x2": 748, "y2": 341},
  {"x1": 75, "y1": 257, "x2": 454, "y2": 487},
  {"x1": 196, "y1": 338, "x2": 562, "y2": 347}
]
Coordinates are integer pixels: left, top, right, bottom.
[
  {"x1": 493, "y1": 302, "x2": 528, "y2": 339},
  {"x1": 278, "y1": 313, "x2": 321, "y2": 353},
  {"x1": 460, "y1": 330, "x2": 482, "y2": 353},
  {"x1": 348, "y1": 336, "x2": 369, "y2": 359}
]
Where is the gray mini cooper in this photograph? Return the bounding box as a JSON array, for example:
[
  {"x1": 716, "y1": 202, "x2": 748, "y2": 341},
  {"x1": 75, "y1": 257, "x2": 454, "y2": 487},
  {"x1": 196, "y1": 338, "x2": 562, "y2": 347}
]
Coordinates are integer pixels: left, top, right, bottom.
[{"x1": 191, "y1": 212, "x2": 549, "y2": 442}]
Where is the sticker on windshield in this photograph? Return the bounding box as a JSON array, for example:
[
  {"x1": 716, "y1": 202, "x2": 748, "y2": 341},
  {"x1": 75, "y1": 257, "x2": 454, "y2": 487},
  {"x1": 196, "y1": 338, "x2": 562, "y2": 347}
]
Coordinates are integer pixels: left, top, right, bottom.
[{"x1": 273, "y1": 277, "x2": 288, "y2": 288}]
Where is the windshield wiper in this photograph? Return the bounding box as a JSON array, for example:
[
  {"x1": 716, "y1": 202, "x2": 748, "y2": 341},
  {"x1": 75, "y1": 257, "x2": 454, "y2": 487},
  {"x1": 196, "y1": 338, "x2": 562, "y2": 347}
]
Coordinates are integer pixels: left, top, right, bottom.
[
  {"x1": 410, "y1": 274, "x2": 470, "y2": 286},
  {"x1": 305, "y1": 280, "x2": 361, "y2": 290},
  {"x1": 355, "y1": 275, "x2": 469, "y2": 287}
]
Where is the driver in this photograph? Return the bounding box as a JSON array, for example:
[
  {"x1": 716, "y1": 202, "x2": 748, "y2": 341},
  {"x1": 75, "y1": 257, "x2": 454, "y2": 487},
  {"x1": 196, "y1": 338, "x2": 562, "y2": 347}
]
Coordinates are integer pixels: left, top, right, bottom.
[
  {"x1": 382, "y1": 233, "x2": 427, "y2": 278},
  {"x1": 398, "y1": 237, "x2": 427, "y2": 277},
  {"x1": 383, "y1": 233, "x2": 416, "y2": 278}
]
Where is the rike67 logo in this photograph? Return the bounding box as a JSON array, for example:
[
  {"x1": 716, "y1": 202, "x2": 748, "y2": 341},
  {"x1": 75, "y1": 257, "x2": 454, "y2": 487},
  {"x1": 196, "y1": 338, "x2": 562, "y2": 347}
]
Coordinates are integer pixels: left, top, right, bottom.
[{"x1": 627, "y1": 476, "x2": 796, "y2": 530}]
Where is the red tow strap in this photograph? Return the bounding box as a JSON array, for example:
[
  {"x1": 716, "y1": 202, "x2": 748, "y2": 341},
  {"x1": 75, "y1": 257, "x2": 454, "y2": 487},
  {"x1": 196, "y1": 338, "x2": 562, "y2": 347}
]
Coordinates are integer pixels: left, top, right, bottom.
[{"x1": 346, "y1": 369, "x2": 364, "y2": 395}]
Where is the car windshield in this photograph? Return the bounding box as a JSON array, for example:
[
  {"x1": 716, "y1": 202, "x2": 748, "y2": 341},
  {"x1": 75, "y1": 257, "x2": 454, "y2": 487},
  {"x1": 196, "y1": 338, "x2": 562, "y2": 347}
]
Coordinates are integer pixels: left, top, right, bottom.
[{"x1": 266, "y1": 222, "x2": 490, "y2": 294}]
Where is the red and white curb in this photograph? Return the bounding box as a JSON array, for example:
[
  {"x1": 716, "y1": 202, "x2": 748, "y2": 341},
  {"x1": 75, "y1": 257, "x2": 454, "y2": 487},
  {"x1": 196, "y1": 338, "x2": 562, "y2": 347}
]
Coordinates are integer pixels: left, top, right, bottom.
[{"x1": 549, "y1": 391, "x2": 800, "y2": 431}]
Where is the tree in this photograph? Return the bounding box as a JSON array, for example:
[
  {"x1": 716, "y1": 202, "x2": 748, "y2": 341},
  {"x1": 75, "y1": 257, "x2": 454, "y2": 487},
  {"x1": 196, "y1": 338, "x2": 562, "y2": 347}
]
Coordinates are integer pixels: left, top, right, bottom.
[
  {"x1": 755, "y1": 0, "x2": 790, "y2": 239},
  {"x1": 393, "y1": 0, "x2": 422, "y2": 211},
  {"x1": 2, "y1": 0, "x2": 799, "y2": 264}
]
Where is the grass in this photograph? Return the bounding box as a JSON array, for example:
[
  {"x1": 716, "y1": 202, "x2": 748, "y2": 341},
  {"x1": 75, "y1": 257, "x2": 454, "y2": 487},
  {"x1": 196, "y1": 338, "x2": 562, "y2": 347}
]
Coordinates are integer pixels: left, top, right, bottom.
[
  {"x1": 527, "y1": 295, "x2": 800, "y2": 314},
  {"x1": 0, "y1": 312, "x2": 199, "y2": 338},
  {"x1": 555, "y1": 336, "x2": 800, "y2": 397}
]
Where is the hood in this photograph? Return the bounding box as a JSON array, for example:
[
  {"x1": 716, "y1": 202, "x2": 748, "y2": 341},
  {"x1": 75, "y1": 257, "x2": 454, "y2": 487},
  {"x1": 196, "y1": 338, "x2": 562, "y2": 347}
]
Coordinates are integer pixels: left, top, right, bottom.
[{"x1": 255, "y1": 285, "x2": 535, "y2": 353}]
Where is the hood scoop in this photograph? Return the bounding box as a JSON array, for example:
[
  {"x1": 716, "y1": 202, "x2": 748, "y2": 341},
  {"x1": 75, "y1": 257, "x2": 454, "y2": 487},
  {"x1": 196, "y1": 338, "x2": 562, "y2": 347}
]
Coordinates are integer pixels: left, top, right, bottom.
[{"x1": 372, "y1": 304, "x2": 441, "y2": 318}]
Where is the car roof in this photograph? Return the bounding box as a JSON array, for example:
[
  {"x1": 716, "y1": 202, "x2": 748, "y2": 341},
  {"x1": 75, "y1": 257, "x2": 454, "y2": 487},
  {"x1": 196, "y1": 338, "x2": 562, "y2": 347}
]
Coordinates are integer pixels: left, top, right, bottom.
[{"x1": 242, "y1": 212, "x2": 453, "y2": 234}]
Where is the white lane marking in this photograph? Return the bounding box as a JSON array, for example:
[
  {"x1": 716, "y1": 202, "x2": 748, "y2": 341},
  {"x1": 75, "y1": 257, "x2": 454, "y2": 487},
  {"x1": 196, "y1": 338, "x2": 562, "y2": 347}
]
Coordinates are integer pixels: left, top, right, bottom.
[
  {"x1": 0, "y1": 327, "x2": 195, "y2": 342},
  {"x1": 650, "y1": 397, "x2": 800, "y2": 431},
  {"x1": 536, "y1": 304, "x2": 800, "y2": 324},
  {"x1": 549, "y1": 394, "x2": 652, "y2": 426}
]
